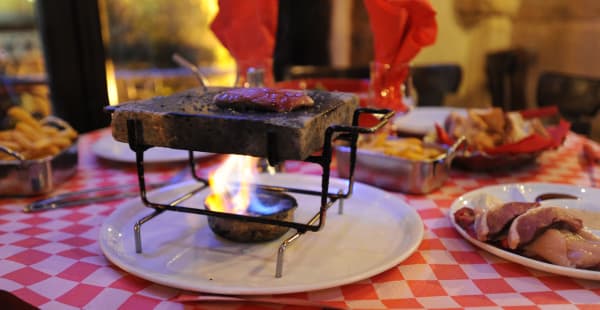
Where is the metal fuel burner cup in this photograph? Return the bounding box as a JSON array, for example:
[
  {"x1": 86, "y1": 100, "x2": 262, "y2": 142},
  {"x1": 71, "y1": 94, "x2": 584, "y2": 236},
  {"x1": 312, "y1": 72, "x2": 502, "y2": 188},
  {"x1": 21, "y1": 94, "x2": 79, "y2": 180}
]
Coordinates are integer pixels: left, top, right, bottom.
[{"x1": 205, "y1": 189, "x2": 297, "y2": 242}]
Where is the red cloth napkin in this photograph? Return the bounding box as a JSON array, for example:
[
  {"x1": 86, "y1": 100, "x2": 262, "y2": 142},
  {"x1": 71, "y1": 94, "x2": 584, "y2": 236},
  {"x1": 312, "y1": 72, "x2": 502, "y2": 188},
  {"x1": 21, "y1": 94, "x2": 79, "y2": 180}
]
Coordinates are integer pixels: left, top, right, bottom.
[
  {"x1": 210, "y1": 0, "x2": 278, "y2": 63},
  {"x1": 365, "y1": 0, "x2": 437, "y2": 66},
  {"x1": 364, "y1": 0, "x2": 437, "y2": 110},
  {"x1": 484, "y1": 107, "x2": 570, "y2": 154},
  {"x1": 485, "y1": 119, "x2": 570, "y2": 155}
]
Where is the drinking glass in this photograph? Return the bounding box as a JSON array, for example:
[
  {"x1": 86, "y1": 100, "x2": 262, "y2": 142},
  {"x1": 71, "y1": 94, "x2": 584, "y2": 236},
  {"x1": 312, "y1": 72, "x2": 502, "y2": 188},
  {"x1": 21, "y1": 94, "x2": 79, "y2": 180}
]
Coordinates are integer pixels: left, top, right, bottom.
[
  {"x1": 235, "y1": 58, "x2": 275, "y2": 88},
  {"x1": 233, "y1": 57, "x2": 282, "y2": 173},
  {"x1": 369, "y1": 61, "x2": 417, "y2": 112}
]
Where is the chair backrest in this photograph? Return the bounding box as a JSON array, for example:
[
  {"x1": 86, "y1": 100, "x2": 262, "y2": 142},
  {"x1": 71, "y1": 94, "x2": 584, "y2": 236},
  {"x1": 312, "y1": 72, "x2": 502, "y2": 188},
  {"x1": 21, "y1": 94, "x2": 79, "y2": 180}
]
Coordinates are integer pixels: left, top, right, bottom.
[
  {"x1": 485, "y1": 49, "x2": 530, "y2": 111},
  {"x1": 537, "y1": 71, "x2": 600, "y2": 135},
  {"x1": 282, "y1": 65, "x2": 369, "y2": 80},
  {"x1": 411, "y1": 64, "x2": 462, "y2": 106}
]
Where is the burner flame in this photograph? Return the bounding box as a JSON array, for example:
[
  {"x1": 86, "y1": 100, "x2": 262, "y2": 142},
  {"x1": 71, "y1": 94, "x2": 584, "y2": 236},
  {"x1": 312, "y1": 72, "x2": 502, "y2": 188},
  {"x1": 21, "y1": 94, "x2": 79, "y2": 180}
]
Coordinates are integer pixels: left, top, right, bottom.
[{"x1": 206, "y1": 155, "x2": 259, "y2": 214}]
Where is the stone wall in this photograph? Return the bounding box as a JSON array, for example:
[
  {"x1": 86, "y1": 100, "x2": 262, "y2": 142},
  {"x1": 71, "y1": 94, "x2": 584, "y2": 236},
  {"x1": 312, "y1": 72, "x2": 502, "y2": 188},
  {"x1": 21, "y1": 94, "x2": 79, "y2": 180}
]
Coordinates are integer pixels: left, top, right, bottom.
[
  {"x1": 511, "y1": 0, "x2": 600, "y2": 105},
  {"x1": 346, "y1": 0, "x2": 600, "y2": 111}
]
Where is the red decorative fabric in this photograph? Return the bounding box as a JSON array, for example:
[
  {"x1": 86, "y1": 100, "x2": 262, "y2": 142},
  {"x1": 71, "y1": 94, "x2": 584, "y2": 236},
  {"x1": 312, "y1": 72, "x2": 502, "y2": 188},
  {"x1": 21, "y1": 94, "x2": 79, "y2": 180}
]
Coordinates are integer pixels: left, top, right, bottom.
[{"x1": 210, "y1": 0, "x2": 278, "y2": 62}]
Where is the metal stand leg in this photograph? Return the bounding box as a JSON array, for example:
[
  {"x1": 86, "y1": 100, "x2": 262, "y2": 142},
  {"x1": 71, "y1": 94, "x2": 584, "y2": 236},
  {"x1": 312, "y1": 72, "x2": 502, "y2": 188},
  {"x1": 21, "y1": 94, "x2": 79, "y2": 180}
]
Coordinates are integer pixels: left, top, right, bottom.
[
  {"x1": 275, "y1": 233, "x2": 302, "y2": 278},
  {"x1": 134, "y1": 209, "x2": 165, "y2": 253},
  {"x1": 337, "y1": 189, "x2": 344, "y2": 215},
  {"x1": 134, "y1": 184, "x2": 208, "y2": 253},
  {"x1": 275, "y1": 189, "x2": 347, "y2": 277}
]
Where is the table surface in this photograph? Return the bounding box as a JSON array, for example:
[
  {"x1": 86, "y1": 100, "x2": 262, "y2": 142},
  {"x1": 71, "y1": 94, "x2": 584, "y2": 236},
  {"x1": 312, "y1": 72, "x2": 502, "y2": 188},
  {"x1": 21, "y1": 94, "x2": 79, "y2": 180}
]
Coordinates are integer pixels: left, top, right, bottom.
[{"x1": 1, "y1": 128, "x2": 599, "y2": 309}]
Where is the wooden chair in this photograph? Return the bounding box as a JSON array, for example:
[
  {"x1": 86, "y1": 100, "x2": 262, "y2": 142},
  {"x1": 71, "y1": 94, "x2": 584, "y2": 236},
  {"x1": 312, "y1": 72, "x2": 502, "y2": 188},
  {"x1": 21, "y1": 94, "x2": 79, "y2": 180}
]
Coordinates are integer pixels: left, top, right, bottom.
[
  {"x1": 486, "y1": 49, "x2": 530, "y2": 111},
  {"x1": 537, "y1": 71, "x2": 600, "y2": 136},
  {"x1": 411, "y1": 64, "x2": 462, "y2": 106}
]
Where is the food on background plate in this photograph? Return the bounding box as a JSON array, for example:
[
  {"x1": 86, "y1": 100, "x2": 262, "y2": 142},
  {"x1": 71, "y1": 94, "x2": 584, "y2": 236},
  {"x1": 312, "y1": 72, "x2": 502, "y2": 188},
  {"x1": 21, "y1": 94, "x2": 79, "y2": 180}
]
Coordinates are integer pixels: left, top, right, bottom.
[
  {"x1": 442, "y1": 107, "x2": 549, "y2": 151},
  {"x1": 213, "y1": 87, "x2": 314, "y2": 112},
  {"x1": 358, "y1": 131, "x2": 444, "y2": 161},
  {"x1": 425, "y1": 106, "x2": 570, "y2": 170},
  {"x1": 454, "y1": 194, "x2": 600, "y2": 271},
  {"x1": 0, "y1": 106, "x2": 78, "y2": 160}
]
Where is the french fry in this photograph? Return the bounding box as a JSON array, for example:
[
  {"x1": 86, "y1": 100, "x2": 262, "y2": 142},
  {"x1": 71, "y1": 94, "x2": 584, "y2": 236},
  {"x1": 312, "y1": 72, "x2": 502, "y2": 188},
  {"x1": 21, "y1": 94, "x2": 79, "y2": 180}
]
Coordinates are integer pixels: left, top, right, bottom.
[
  {"x1": 0, "y1": 141, "x2": 22, "y2": 151},
  {"x1": 16, "y1": 122, "x2": 44, "y2": 142},
  {"x1": 10, "y1": 131, "x2": 35, "y2": 150},
  {"x1": 49, "y1": 136, "x2": 72, "y2": 148},
  {"x1": 8, "y1": 106, "x2": 43, "y2": 131},
  {"x1": 41, "y1": 126, "x2": 60, "y2": 136},
  {"x1": 0, "y1": 130, "x2": 12, "y2": 140}
]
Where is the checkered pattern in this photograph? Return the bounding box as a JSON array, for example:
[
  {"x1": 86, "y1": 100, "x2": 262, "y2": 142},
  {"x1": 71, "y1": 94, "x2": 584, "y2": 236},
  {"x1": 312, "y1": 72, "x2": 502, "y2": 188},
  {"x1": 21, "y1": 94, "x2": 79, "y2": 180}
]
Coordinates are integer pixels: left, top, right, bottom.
[{"x1": 1, "y1": 128, "x2": 599, "y2": 309}]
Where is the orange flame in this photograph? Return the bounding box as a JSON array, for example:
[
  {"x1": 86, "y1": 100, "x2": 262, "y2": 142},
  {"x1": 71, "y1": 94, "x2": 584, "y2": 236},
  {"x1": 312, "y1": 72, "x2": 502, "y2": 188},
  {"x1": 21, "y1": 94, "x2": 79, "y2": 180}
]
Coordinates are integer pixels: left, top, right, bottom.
[{"x1": 206, "y1": 155, "x2": 259, "y2": 214}]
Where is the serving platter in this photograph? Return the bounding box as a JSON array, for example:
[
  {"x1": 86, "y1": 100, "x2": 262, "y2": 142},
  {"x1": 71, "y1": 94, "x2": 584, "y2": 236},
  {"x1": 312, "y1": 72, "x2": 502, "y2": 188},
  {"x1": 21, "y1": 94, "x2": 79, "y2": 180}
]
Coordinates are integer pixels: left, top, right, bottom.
[
  {"x1": 449, "y1": 182, "x2": 600, "y2": 281},
  {"x1": 92, "y1": 134, "x2": 213, "y2": 163},
  {"x1": 99, "y1": 173, "x2": 423, "y2": 295}
]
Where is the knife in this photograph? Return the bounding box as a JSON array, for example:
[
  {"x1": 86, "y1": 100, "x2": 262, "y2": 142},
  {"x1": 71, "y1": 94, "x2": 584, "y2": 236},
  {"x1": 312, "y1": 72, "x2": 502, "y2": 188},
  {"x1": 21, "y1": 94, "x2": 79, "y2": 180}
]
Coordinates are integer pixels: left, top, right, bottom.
[{"x1": 24, "y1": 168, "x2": 188, "y2": 212}]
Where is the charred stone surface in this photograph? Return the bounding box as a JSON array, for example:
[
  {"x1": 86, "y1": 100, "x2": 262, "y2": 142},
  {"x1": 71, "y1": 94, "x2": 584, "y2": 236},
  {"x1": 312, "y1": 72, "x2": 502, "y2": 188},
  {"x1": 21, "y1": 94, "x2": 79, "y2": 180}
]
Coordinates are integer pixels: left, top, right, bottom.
[{"x1": 108, "y1": 87, "x2": 358, "y2": 161}]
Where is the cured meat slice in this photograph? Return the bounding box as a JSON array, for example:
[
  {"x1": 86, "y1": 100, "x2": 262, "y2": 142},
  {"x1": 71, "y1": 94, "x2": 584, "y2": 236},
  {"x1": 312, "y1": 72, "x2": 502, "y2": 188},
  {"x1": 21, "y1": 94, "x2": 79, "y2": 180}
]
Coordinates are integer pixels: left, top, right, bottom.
[
  {"x1": 454, "y1": 207, "x2": 475, "y2": 230},
  {"x1": 507, "y1": 206, "x2": 583, "y2": 249},
  {"x1": 523, "y1": 228, "x2": 600, "y2": 269},
  {"x1": 482, "y1": 202, "x2": 540, "y2": 240},
  {"x1": 213, "y1": 88, "x2": 314, "y2": 112},
  {"x1": 471, "y1": 193, "x2": 539, "y2": 242}
]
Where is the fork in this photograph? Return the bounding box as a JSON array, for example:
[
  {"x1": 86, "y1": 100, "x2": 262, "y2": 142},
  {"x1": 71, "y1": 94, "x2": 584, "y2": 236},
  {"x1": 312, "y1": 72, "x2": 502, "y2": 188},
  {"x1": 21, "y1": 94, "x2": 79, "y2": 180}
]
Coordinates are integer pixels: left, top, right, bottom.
[{"x1": 24, "y1": 168, "x2": 189, "y2": 212}]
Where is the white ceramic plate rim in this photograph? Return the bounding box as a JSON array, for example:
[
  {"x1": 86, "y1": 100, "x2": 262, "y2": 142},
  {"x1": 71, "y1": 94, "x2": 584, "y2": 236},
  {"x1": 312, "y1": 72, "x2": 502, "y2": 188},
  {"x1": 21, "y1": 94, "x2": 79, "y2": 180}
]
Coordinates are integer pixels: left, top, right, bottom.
[
  {"x1": 92, "y1": 134, "x2": 213, "y2": 163},
  {"x1": 393, "y1": 106, "x2": 466, "y2": 135},
  {"x1": 99, "y1": 173, "x2": 424, "y2": 295},
  {"x1": 449, "y1": 182, "x2": 600, "y2": 281}
]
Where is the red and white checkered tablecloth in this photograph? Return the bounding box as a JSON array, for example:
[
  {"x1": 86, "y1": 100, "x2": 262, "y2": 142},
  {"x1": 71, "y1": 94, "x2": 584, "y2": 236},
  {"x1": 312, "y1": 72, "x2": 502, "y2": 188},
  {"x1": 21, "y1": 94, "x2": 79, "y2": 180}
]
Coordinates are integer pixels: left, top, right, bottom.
[{"x1": 1, "y1": 128, "x2": 599, "y2": 309}]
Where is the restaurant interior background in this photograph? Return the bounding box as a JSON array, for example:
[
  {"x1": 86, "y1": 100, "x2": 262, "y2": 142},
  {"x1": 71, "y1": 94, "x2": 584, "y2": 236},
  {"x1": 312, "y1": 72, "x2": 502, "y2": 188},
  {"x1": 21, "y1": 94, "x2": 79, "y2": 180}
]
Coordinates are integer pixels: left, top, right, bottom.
[{"x1": 1, "y1": 0, "x2": 599, "y2": 140}]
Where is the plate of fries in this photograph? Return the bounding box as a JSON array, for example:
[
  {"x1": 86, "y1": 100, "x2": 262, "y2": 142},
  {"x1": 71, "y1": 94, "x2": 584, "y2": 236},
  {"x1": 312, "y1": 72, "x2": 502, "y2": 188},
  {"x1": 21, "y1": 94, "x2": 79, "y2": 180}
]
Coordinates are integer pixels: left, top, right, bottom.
[
  {"x1": 0, "y1": 106, "x2": 78, "y2": 196},
  {"x1": 336, "y1": 131, "x2": 463, "y2": 194},
  {"x1": 356, "y1": 133, "x2": 445, "y2": 161}
]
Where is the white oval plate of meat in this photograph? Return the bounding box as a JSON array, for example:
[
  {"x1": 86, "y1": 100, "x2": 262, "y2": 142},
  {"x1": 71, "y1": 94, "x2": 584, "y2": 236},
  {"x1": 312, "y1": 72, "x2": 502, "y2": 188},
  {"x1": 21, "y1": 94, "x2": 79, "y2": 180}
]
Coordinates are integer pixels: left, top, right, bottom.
[{"x1": 450, "y1": 182, "x2": 600, "y2": 281}]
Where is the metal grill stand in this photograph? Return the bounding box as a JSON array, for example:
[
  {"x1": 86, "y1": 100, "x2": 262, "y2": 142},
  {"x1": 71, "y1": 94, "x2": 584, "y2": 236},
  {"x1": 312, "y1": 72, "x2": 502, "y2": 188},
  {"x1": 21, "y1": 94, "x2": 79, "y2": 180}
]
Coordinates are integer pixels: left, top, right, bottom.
[{"x1": 127, "y1": 107, "x2": 394, "y2": 277}]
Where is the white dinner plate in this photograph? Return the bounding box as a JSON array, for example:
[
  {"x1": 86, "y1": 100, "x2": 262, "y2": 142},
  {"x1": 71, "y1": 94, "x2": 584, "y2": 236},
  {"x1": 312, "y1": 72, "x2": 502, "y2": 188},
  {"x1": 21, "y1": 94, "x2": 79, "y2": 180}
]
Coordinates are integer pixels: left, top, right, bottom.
[
  {"x1": 450, "y1": 183, "x2": 600, "y2": 281},
  {"x1": 393, "y1": 106, "x2": 466, "y2": 135},
  {"x1": 99, "y1": 173, "x2": 423, "y2": 295},
  {"x1": 92, "y1": 134, "x2": 213, "y2": 163}
]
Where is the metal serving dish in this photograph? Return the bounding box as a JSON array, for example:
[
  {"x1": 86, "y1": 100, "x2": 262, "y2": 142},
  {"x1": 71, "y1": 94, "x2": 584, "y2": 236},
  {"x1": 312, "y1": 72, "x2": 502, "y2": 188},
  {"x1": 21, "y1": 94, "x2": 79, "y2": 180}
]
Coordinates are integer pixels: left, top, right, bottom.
[
  {"x1": 0, "y1": 141, "x2": 78, "y2": 196},
  {"x1": 336, "y1": 138, "x2": 463, "y2": 194}
]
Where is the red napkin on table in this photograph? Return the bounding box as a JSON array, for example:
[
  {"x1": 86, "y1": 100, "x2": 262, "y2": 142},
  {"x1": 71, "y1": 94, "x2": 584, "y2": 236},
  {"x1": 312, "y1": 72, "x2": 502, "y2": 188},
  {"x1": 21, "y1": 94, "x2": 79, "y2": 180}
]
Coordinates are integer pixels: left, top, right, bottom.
[
  {"x1": 485, "y1": 118, "x2": 570, "y2": 155},
  {"x1": 364, "y1": 0, "x2": 437, "y2": 110},
  {"x1": 210, "y1": 0, "x2": 278, "y2": 66},
  {"x1": 484, "y1": 107, "x2": 570, "y2": 154}
]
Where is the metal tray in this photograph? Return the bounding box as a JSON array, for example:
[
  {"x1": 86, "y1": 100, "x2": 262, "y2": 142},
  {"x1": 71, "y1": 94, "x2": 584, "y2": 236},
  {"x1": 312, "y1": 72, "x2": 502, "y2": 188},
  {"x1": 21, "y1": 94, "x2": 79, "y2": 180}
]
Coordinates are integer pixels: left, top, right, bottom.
[
  {"x1": 0, "y1": 141, "x2": 78, "y2": 196},
  {"x1": 336, "y1": 138, "x2": 463, "y2": 194}
]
